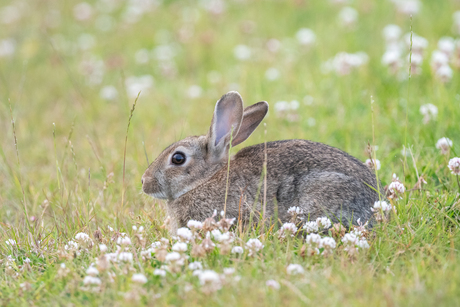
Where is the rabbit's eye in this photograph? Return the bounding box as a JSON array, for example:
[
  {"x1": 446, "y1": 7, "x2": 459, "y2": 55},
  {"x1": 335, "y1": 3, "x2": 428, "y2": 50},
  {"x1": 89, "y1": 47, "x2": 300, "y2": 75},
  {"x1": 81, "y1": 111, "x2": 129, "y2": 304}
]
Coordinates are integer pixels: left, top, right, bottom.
[{"x1": 171, "y1": 152, "x2": 186, "y2": 165}]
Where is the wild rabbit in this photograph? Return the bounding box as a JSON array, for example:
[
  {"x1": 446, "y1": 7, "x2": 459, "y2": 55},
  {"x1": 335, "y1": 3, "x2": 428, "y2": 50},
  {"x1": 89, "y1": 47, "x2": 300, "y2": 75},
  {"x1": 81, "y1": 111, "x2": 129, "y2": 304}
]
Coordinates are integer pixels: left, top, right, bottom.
[{"x1": 142, "y1": 91, "x2": 380, "y2": 233}]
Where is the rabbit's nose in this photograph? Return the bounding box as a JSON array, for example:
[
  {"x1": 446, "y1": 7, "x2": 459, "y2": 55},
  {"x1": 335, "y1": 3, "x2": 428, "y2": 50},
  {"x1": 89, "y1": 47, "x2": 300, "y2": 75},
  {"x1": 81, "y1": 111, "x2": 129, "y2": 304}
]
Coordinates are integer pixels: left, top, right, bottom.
[{"x1": 141, "y1": 178, "x2": 144, "y2": 185}]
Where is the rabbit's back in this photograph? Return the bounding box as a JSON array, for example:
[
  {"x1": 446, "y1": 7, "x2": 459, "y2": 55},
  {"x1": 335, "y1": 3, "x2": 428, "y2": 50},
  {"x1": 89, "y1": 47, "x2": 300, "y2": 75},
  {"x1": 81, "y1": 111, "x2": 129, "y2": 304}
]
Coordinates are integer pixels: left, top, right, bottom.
[{"x1": 233, "y1": 139, "x2": 379, "y2": 225}]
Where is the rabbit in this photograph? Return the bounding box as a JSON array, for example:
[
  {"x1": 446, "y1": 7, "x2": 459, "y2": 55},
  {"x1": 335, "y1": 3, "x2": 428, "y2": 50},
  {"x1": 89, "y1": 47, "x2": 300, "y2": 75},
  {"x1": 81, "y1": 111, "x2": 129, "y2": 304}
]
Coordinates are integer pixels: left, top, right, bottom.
[{"x1": 142, "y1": 91, "x2": 381, "y2": 233}]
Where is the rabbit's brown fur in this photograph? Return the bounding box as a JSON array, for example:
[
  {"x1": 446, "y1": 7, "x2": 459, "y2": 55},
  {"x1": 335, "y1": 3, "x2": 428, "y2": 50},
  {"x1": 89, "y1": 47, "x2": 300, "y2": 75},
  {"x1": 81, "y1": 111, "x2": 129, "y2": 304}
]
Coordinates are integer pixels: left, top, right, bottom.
[{"x1": 142, "y1": 92, "x2": 380, "y2": 233}]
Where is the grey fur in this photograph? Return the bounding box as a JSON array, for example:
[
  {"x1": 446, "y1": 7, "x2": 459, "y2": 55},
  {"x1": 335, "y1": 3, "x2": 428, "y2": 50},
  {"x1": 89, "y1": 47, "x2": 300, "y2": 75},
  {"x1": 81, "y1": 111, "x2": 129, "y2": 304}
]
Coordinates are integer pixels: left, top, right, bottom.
[{"x1": 142, "y1": 91, "x2": 380, "y2": 233}]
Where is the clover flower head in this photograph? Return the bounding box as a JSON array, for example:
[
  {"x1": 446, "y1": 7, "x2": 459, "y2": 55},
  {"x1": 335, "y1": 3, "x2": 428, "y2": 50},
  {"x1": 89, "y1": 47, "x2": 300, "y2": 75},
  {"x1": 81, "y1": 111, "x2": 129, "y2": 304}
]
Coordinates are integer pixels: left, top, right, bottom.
[
  {"x1": 245, "y1": 238, "x2": 264, "y2": 256},
  {"x1": 303, "y1": 221, "x2": 319, "y2": 233},
  {"x1": 231, "y1": 246, "x2": 244, "y2": 254},
  {"x1": 132, "y1": 273, "x2": 148, "y2": 284},
  {"x1": 436, "y1": 137, "x2": 453, "y2": 155},
  {"x1": 176, "y1": 227, "x2": 193, "y2": 242},
  {"x1": 448, "y1": 157, "x2": 460, "y2": 175},
  {"x1": 286, "y1": 264, "x2": 305, "y2": 275}
]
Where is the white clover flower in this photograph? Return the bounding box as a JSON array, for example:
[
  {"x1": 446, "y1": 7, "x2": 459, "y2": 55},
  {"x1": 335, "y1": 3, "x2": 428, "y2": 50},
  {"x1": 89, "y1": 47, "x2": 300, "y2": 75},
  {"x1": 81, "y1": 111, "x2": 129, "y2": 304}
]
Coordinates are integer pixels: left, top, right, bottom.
[
  {"x1": 306, "y1": 233, "x2": 321, "y2": 245},
  {"x1": 117, "y1": 236, "x2": 132, "y2": 245},
  {"x1": 98, "y1": 244, "x2": 108, "y2": 253},
  {"x1": 172, "y1": 242, "x2": 188, "y2": 253},
  {"x1": 5, "y1": 239, "x2": 16, "y2": 246},
  {"x1": 338, "y1": 7, "x2": 358, "y2": 27},
  {"x1": 140, "y1": 247, "x2": 154, "y2": 260},
  {"x1": 64, "y1": 240, "x2": 78, "y2": 250},
  {"x1": 265, "y1": 67, "x2": 280, "y2": 81},
  {"x1": 73, "y1": 2, "x2": 93, "y2": 21},
  {"x1": 341, "y1": 232, "x2": 370, "y2": 253},
  {"x1": 201, "y1": 0, "x2": 226, "y2": 15},
  {"x1": 245, "y1": 239, "x2": 264, "y2": 256},
  {"x1": 198, "y1": 270, "x2": 222, "y2": 293},
  {"x1": 216, "y1": 232, "x2": 234, "y2": 243},
  {"x1": 316, "y1": 217, "x2": 332, "y2": 229},
  {"x1": 154, "y1": 268, "x2": 166, "y2": 277},
  {"x1": 395, "y1": 0, "x2": 421, "y2": 15},
  {"x1": 151, "y1": 241, "x2": 162, "y2": 249},
  {"x1": 323, "y1": 52, "x2": 369, "y2": 75},
  {"x1": 279, "y1": 222, "x2": 298, "y2": 238},
  {"x1": 372, "y1": 201, "x2": 392, "y2": 213},
  {"x1": 132, "y1": 273, "x2": 148, "y2": 284},
  {"x1": 341, "y1": 233, "x2": 358, "y2": 245},
  {"x1": 86, "y1": 266, "x2": 99, "y2": 276},
  {"x1": 108, "y1": 226, "x2": 114, "y2": 232},
  {"x1": 436, "y1": 137, "x2": 453, "y2": 155},
  {"x1": 266, "y1": 279, "x2": 280, "y2": 290},
  {"x1": 231, "y1": 246, "x2": 244, "y2": 254},
  {"x1": 431, "y1": 51, "x2": 449, "y2": 70},
  {"x1": 382, "y1": 50, "x2": 402, "y2": 67},
  {"x1": 75, "y1": 232, "x2": 91, "y2": 241},
  {"x1": 319, "y1": 237, "x2": 337, "y2": 249},
  {"x1": 286, "y1": 264, "x2": 305, "y2": 275},
  {"x1": 0, "y1": 5, "x2": 22, "y2": 25},
  {"x1": 356, "y1": 238, "x2": 370, "y2": 249},
  {"x1": 420, "y1": 103, "x2": 438, "y2": 124},
  {"x1": 176, "y1": 227, "x2": 193, "y2": 242},
  {"x1": 125, "y1": 75, "x2": 154, "y2": 98},
  {"x1": 83, "y1": 276, "x2": 101, "y2": 285},
  {"x1": 435, "y1": 65, "x2": 453, "y2": 83},
  {"x1": 188, "y1": 261, "x2": 203, "y2": 271},
  {"x1": 198, "y1": 270, "x2": 220, "y2": 283},
  {"x1": 319, "y1": 237, "x2": 337, "y2": 256},
  {"x1": 118, "y1": 252, "x2": 133, "y2": 263},
  {"x1": 60, "y1": 263, "x2": 66, "y2": 269},
  {"x1": 404, "y1": 33, "x2": 428, "y2": 51},
  {"x1": 187, "y1": 85, "x2": 202, "y2": 99},
  {"x1": 165, "y1": 252, "x2": 182, "y2": 263},
  {"x1": 223, "y1": 268, "x2": 235, "y2": 275},
  {"x1": 448, "y1": 158, "x2": 460, "y2": 175},
  {"x1": 303, "y1": 221, "x2": 319, "y2": 233},
  {"x1": 233, "y1": 45, "x2": 252, "y2": 60},
  {"x1": 187, "y1": 220, "x2": 203, "y2": 230},
  {"x1": 305, "y1": 233, "x2": 321, "y2": 256},
  {"x1": 211, "y1": 229, "x2": 223, "y2": 241},
  {"x1": 0, "y1": 39, "x2": 16, "y2": 57},
  {"x1": 287, "y1": 206, "x2": 303, "y2": 215},
  {"x1": 290, "y1": 100, "x2": 299, "y2": 110},
  {"x1": 382, "y1": 24, "x2": 402, "y2": 42},
  {"x1": 365, "y1": 158, "x2": 381, "y2": 170},
  {"x1": 24, "y1": 258, "x2": 31, "y2": 264},
  {"x1": 100, "y1": 85, "x2": 118, "y2": 101},
  {"x1": 274, "y1": 101, "x2": 289, "y2": 113},
  {"x1": 296, "y1": 28, "x2": 316, "y2": 46},
  {"x1": 438, "y1": 37, "x2": 455, "y2": 56},
  {"x1": 105, "y1": 253, "x2": 118, "y2": 262},
  {"x1": 388, "y1": 181, "x2": 405, "y2": 199}
]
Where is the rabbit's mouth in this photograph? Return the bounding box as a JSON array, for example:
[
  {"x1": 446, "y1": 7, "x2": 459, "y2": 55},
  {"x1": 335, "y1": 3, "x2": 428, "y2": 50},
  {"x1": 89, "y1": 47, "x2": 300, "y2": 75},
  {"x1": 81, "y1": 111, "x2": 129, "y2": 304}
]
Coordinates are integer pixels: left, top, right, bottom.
[{"x1": 142, "y1": 173, "x2": 168, "y2": 199}]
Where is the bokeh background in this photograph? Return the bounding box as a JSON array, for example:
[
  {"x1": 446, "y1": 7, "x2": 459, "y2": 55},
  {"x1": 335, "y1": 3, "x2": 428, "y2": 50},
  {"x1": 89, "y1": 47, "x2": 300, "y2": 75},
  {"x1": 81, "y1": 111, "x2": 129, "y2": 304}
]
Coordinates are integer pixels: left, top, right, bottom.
[{"x1": 1, "y1": 0, "x2": 459, "y2": 224}]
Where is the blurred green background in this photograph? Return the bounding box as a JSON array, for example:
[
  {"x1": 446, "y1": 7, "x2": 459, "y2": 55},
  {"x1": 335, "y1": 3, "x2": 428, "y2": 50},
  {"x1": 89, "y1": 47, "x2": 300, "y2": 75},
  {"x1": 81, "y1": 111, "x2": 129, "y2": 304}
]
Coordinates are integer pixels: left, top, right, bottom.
[{"x1": 0, "y1": 0, "x2": 459, "y2": 228}]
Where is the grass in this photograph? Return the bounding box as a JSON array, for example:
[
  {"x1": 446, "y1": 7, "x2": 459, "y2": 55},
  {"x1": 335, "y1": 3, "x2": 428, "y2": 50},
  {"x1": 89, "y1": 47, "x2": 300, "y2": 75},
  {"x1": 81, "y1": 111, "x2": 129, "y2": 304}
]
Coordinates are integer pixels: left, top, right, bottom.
[{"x1": 1, "y1": 0, "x2": 460, "y2": 305}]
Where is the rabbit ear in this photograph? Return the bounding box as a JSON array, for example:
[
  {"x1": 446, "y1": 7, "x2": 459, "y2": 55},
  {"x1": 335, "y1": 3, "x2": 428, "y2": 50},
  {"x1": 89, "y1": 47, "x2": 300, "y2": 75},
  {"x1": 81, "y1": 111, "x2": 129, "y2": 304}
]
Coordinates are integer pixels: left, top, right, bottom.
[
  {"x1": 207, "y1": 91, "x2": 244, "y2": 160},
  {"x1": 231, "y1": 101, "x2": 269, "y2": 147}
]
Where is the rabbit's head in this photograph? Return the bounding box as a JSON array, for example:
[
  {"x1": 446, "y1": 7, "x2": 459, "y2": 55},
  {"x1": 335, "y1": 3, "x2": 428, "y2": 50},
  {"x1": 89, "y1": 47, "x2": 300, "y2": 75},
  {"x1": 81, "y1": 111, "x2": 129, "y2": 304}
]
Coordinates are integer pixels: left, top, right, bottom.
[{"x1": 142, "y1": 91, "x2": 268, "y2": 200}]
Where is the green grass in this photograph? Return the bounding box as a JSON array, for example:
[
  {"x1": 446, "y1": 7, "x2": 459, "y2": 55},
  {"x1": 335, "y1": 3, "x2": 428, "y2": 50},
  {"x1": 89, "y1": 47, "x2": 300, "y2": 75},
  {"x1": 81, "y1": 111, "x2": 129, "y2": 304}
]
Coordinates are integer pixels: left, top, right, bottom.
[{"x1": 1, "y1": 0, "x2": 460, "y2": 305}]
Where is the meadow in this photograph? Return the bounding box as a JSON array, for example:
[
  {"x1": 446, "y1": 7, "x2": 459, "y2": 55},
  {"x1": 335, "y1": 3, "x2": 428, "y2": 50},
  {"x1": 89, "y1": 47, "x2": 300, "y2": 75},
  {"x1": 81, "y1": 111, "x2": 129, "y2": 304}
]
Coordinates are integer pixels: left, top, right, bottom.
[{"x1": 1, "y1": 0, "x2": 460, "y2": 305}]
